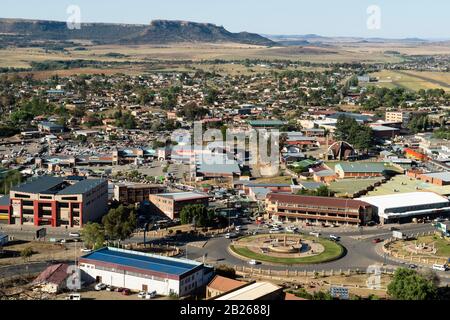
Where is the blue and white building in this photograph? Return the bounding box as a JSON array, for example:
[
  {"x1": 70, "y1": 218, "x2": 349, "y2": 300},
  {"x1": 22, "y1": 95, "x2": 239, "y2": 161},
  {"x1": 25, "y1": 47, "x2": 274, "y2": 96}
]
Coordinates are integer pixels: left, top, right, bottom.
[{"x1": 79, "y1": 247, "x2": 214, "y2": 296}]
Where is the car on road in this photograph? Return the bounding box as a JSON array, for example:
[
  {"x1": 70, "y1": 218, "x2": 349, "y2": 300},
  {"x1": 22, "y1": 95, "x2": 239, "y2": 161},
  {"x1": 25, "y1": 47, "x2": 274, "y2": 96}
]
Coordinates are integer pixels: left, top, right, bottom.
[
  {"x1": 81, "y1": 248, "x2": 92, "y2": 253},
  {"x1": 372, "y1": 238, "x2": 383, "y2": 244},
  {"x1": 248, "y1": 260, "x2": 260, "y2": 265},
  {"x1": 69, "y1": 232, "x2": 81, "y2": 238},
  {"x1": 269, "y1": 228, "x2": 283, "y2": 234},
  {"x1": 329, "y1": 235, "x2": 340, "y2": 241},
  {"x1": 225, "y1": 233, "x2": 237, "y2": 239},
  {"x1": 309, "y1": 231, "x2": 320, "y2": 237},
  {"x1": 408, "y1": 264, "x2": 418, "y2": 269},
  {"x1": 305, "y1": 223, "x2": 313, "y2": 227},
  {"x1": 66, "y1": 293, "x2": 81, "y2": 300},
  {"x1": 94, "y1": 283, "x2": 107, "y2": 291},
  {"x1": 286, "y1": 226, "x2": 299, "y2": 233}
]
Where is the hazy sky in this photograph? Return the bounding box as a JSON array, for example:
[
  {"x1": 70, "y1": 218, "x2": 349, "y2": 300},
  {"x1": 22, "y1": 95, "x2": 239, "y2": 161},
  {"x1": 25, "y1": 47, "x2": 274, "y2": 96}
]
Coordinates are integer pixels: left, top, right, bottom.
[{"x1": 1, "y1": 0, "x2": 449, "y2": 39}]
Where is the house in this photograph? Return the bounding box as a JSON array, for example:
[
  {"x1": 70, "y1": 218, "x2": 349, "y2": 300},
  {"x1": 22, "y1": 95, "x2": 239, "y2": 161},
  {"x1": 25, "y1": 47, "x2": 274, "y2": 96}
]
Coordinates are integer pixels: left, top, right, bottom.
[
  {"x1": 32, "y1": 263, "x2": 71, "y2": 294},
  {"x1": 37, "y1": 121, "x2": 65, "y2": 134},
  {"x1": 206, "y1": 276, "x2": 248, "y2": 299}
]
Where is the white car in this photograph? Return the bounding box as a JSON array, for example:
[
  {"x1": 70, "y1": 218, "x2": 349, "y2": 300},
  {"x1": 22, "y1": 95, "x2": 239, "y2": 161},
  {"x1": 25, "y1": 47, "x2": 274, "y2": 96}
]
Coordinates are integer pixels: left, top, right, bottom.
[
  {"x1": 94, "y1": 283, "x2": 107, "y2": 291},
  {"x1": 269, "y1": 229, "x2": 282, "y2": 234},
  {"x1": 81, "y1": 248, "x2": 92, "y2": 253},
  {"x1": 309, "y1": 231, "x2": 320, "y2": 237},
  {"x1": 138, "y1": 291, "x2": 147, "y2": 299},
  {"x1": 69, "y1": 232, "x2": 81, "y2": 238},
  {"x1": 329, "y1": 235, "x2": 341, "y2": 241},
  {"x1": 146, "y1": 291, "x2": 157, "y2": 299},
  {"x1": 248, "y1": 260, "x2": 259, "y2": 265},
  {"x1": 225, "y1": 233, "x2": 236, "y2": 239}
]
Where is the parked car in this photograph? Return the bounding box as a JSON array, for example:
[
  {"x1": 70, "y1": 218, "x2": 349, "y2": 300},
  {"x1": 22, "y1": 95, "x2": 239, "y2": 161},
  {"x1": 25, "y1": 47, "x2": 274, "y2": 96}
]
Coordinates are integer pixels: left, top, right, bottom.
[
  {"x1": 69, "y1": 232, "x2": 81, "y2": 238},
  {"x1": 309, "y1": 231, "x2": 320, "y2": 237},
  {"x1": 95, "y1": 283, "x2": 107, "y2": 291},
  {"x1": 146, "y1": 291, "x2": 157, "y2": 299},
  {"x1": 66, "y1": 293, "x2": 81, "y2": 300},
  {"x1": 138, "y1": 291, "x2": 147, "y2": 299},
  {"x1": 432, "y1": 264, "x2": 448, "y2": 272},
  {"x1": 81, "y1": 248, "x2": 92, "y2": 253},
  {"x1": 269, "y1": 228, "x2": 282, "y2": 234},
  {"x1": 106, "y1": 285, "x2": 114, "y2": 292},
  {"x1": 122, "y1": 289, "x2": 131, "y2": 296},
  {"x1": 408, "y1": 264, "x2": 418, "y2": 269}
]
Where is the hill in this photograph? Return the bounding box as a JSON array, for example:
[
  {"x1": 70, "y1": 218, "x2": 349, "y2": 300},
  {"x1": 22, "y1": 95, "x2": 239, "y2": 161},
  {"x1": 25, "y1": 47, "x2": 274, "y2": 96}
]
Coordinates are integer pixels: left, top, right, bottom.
[{"x1": 0, "y1": 18, "x2": 276, "y2": 46}]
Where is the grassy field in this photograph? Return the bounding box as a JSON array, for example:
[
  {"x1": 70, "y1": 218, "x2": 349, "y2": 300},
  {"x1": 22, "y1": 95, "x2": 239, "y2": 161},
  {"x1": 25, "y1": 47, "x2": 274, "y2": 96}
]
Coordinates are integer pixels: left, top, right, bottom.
[
  {"x1": 369, "y1": 70, "x2": 450, "y2": 91},
  {"x1": 230, "y1": 235, "x2": 344, "y2": 265}
]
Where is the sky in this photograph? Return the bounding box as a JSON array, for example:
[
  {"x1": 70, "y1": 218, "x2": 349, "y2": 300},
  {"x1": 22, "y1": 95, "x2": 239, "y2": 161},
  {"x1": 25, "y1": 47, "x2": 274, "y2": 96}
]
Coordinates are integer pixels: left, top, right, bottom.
[{"x1": 1, "y1": 0, "x2": 449, "y2": 39}]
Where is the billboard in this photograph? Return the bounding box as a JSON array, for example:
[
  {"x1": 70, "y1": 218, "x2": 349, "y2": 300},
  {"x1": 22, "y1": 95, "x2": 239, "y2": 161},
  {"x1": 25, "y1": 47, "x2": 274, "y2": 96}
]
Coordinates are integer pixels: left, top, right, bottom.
[{"x1": 36, "y1": 228, "x2": 47, "y2": 240}]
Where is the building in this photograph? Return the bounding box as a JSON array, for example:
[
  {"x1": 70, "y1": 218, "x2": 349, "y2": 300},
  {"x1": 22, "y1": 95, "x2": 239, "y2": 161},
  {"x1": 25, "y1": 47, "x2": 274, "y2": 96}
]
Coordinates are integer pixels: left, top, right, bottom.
[
  {"x1": 248, "y1": 120, "x2": 287, "y2": 129},
  {"x1": 32, "y1": 263, "x2": 70, "y2": 294},
  {"x1": 206, "y1": 275, "x2": 248, "y2": 299},
  {"x1": 408, "y1": 171, "x2": 450, "y2": 186},
  {"x1": 214, "y1": 281, "x2": 284, "y2": 300},
  {"x1": 79, "y1": 247, "x2": 214, "y2": 296},
  {"x1": 404, "y1": 148, "x2": 429, "y2": 161},
  {"x1": 6, "y1": 176, "x2": 108, "y2": 228},
  {"x1": 266, "y1": 193, "x2": 373, "y2": 226},
  {"x1": 0, "y1": 233, "x2": 8, "y2": 247},
  {"x1": 37, "y1": 121, "x2": 65, "y2": 134},
  {"x1": 335, "y1": 163, "x2": 386, "y2": 179},
  {"x1": 371, "y1": 126, "x2": 400, "y2": 139},
  {"x1": 360, "y1": 192, "x2": 450, "y2": 224},
  {"x1": 113, "y1": 184, "x2": 166, "y2": 205},
  {"x1": 385, "y1": 111, "x2": 411, "y2": 126},
  {"x1": 0, "y1": 196, "x2": 10, "y2": 224},
  {"x1": 149, "y1": 192, "x2": 210, "y2": 220}
]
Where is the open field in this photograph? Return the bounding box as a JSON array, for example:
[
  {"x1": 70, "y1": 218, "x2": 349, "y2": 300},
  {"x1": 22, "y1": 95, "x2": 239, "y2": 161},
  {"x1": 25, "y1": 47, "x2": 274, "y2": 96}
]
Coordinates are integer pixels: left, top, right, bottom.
[
  {"x1": 0, "y1": 42, "x2": 413, "y2": 71},
  {"x1": 369, "y1": 70, "x2": 450, "y2": 91}
]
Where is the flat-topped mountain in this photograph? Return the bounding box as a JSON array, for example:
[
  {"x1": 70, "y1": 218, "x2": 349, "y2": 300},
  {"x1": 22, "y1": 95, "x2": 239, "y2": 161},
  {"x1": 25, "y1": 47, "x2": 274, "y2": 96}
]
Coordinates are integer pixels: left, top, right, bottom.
[{"x1": 0, "y1": 18, "x2": 276, "y2": 46}]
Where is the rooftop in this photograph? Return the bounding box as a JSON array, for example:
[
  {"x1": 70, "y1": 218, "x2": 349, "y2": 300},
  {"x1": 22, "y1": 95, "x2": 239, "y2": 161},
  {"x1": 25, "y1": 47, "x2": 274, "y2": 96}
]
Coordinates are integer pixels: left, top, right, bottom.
[
  {"x1": 267, "y1": 193, "x2": 371, "y2": 209},
  {"x1": 80, "y1": 247, "x2": 202, "y2": 277},
  {"x1": 215, "y1": 282, "x2": 281, "y2": 300},
  {"x1": 57, "y1": 179, "x2": 106, "y2": 195},
  {"x1": 207, "y1": 275, "x2": 247, "y2": 293},
  {"x1": 11, "y1": 176, "x2": 65, "y2": 194},
  {"x1": 156, "y1": 192, "x2": 210, "y2": 202},
  {"x1": 421, "y1": 172, "x2": 450, "y2": 182},
  {"x1": 360, "y1": 192, "x2": 449, "y2": 209},
  {"x1": 335, "y1": 163, "x2": 386, "y2": 173}
]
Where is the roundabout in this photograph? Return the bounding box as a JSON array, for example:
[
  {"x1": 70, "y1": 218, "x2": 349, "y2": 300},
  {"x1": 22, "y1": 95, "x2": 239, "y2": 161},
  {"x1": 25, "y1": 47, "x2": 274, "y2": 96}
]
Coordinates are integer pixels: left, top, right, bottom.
[{"x1": 229, "y1": 234, "x2": 345, "y2": 265}]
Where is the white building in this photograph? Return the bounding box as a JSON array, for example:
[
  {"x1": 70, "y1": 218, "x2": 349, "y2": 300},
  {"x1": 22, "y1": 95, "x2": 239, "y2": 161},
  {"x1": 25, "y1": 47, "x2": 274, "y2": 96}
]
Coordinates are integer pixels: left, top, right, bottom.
[
  {"x1": 360, "y1": 192, "x2": 450, "y2": 224},
  {"x1": 79, "y1": 247, "x2": 214, "y2": 296}
]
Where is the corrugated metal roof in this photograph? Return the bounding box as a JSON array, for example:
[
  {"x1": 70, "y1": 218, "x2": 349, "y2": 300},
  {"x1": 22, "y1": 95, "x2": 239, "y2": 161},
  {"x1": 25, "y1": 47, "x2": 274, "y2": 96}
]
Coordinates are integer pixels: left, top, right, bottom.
[
  {"x1": 267, "y1": 193, "x2": 371, "y2": 209},
  {"x1": 81, "y1": 247, "x2": 201, "y2": 276},
  {"x1": 335, "y1": 163, "x2": 386, "y2": 173},
  {"x1": 11, "y1": 176, "x2": 65, "y2": 194},
  {"x1": 57, "y1": 179, "x2": 105, "y2": 195}
]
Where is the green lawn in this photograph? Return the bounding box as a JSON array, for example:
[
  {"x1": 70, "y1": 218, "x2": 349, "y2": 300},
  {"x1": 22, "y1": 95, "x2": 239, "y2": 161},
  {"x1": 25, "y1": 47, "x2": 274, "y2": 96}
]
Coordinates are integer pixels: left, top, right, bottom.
[{"x1": 230, "y1": 236, "x2": 344, "y2": 265}]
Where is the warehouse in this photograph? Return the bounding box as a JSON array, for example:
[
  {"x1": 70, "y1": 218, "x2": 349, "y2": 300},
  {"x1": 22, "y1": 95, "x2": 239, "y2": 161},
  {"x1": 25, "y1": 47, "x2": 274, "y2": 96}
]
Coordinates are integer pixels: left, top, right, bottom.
[
  {"x1": 335, "y1": 163, "x2": 386, "y2": 179},
  {"x1": 79, "y1": 247, "x2": 214, "y2": 296},
  {"x1": 360, "y1": 192, "x2": 450, "y2": 224}
]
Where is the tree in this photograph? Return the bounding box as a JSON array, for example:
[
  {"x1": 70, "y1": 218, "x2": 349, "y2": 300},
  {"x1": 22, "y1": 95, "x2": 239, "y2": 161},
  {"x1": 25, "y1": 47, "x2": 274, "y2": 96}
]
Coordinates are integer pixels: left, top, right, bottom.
[
  {"x1": 215, "y1": 265, "x2": 236, "y2": 279},
  {"x1": 102, "y1": 205, "x2": 137, "y2": 241},
  {"x1": 20, "y1": 247, "x2": 34, "y2": 261},
  {"x1": 387, "y1": 268, "x2": 437, "y2": 300},
  {"x1": 334, "y1": 115, "x2": 373, "y2": 152},
  {"x1": 179, "y1": 204, "x2": 211, "y2": 227},
  {"x1": 81, "y1": 223, "x2": 105, "y2": 250}
]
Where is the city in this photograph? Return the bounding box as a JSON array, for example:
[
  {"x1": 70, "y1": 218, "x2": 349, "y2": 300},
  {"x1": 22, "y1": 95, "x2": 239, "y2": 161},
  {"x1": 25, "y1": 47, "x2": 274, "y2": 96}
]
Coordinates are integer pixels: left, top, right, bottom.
[{"x1": 0, "y1": 0, "x2": 449, "y2": 310}]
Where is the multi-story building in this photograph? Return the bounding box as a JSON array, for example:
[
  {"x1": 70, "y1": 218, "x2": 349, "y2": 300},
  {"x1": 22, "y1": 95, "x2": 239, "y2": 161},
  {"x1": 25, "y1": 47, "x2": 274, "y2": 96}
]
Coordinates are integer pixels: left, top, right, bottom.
[
  {"x1": 4, "y1": 176, "x2": 108, "y2": 228},
  {"x1": 113, "y1": 184, "x2": 166, "y2": 205},
  {"x1": 385, "y1": 111, "x2": 411, "y2": 126},
  {"x1": 149, "y1": 192, "x2": 210, "y2": 220},
  {"x1": 266, "y1": 193, "x2": 373, "y2": 226}
]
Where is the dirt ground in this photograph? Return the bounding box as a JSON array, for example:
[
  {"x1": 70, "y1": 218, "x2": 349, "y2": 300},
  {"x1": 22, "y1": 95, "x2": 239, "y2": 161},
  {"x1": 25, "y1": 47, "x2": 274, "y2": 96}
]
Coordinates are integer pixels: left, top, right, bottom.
[{"x1": 0, "y1": 241, "x2": 81, "y2": 266}]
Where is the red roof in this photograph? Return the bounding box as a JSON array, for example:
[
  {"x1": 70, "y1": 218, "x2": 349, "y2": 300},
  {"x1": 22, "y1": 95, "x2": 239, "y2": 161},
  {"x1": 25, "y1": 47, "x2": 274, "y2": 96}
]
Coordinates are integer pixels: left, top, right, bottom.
[
  {"x1": 33, "y1": 263, "x2": 70, "y2": 286},
  {"x1": 267, "y1": 193, "x2": 371, "y2": 209}
]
